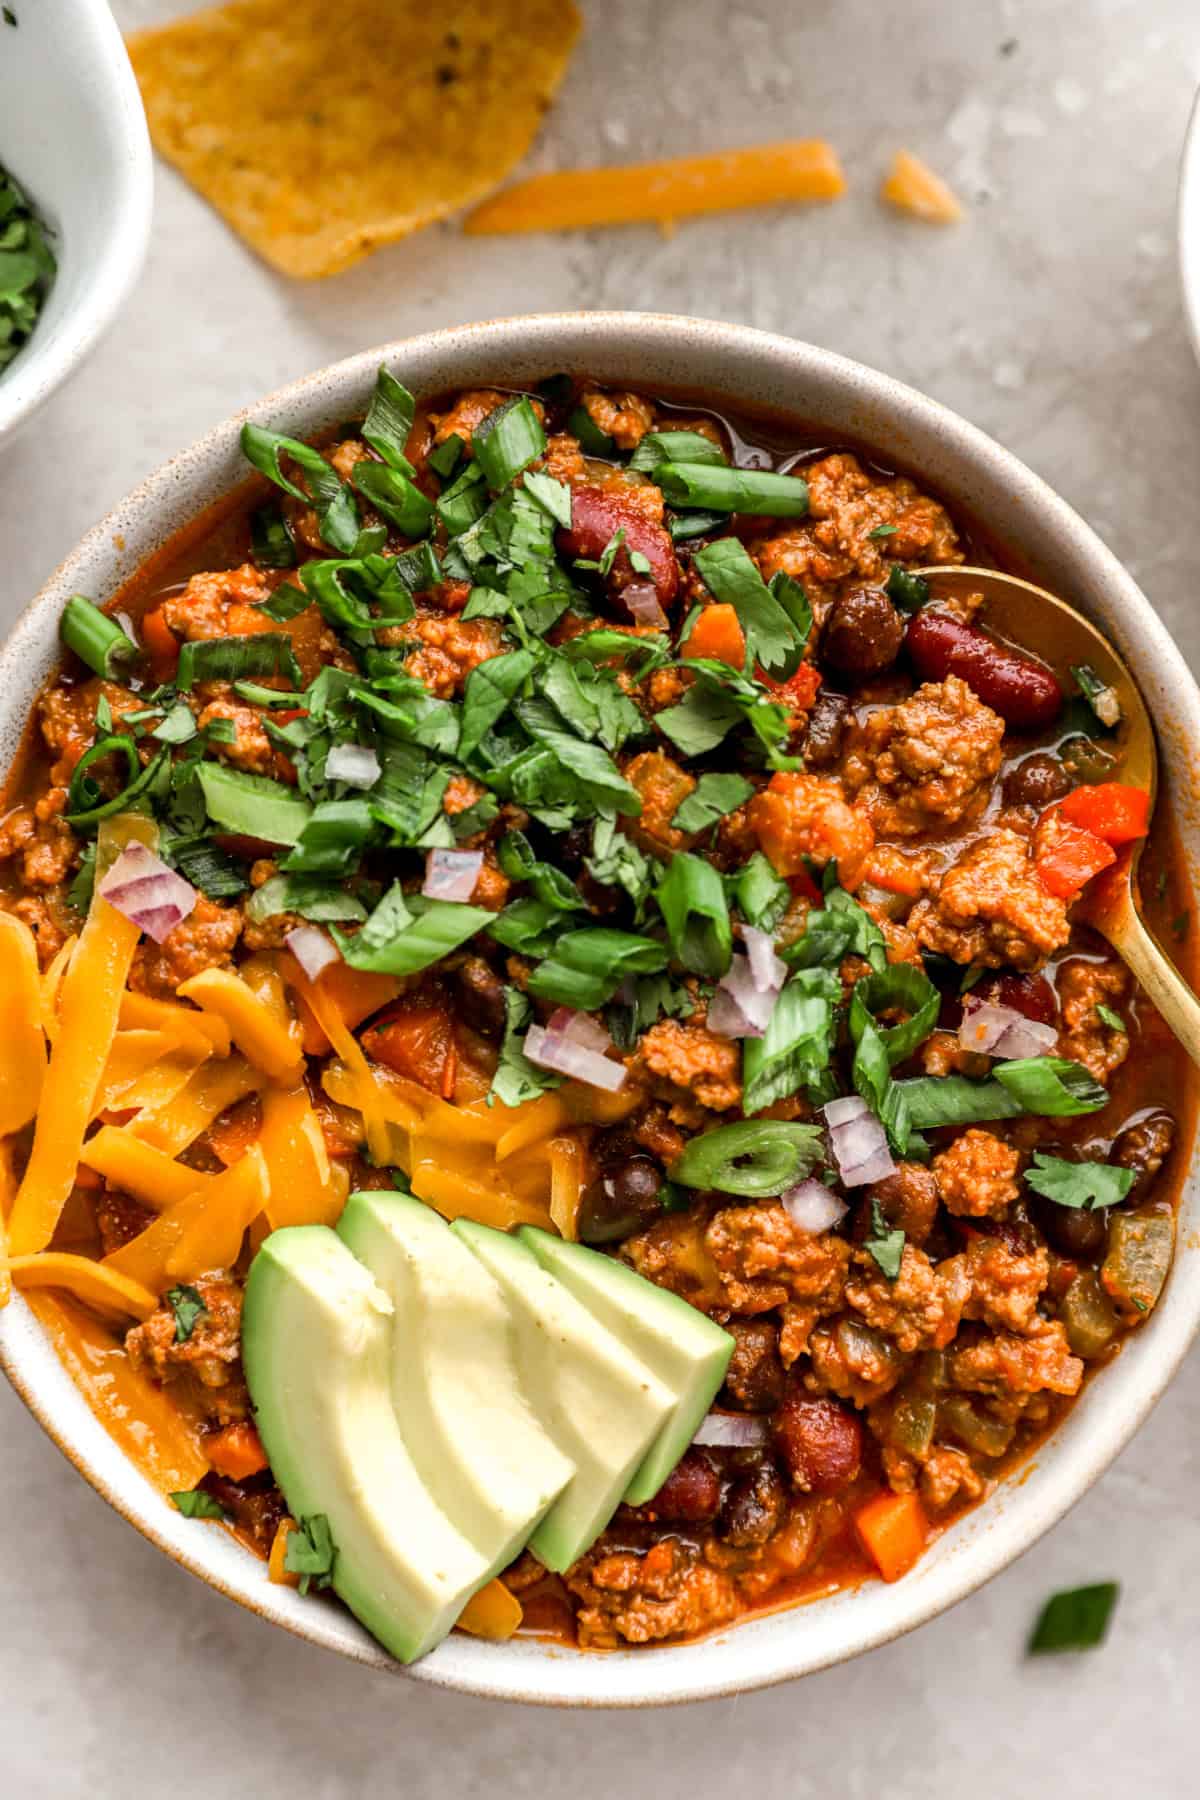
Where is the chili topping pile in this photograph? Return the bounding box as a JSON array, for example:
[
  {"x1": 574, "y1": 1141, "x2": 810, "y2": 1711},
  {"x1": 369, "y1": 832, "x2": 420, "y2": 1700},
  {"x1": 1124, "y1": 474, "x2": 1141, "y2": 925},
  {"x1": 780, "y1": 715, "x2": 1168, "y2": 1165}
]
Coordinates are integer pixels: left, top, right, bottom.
[{"x1": 0, "y1": 371, "x2": 1189, "y2": 1655}]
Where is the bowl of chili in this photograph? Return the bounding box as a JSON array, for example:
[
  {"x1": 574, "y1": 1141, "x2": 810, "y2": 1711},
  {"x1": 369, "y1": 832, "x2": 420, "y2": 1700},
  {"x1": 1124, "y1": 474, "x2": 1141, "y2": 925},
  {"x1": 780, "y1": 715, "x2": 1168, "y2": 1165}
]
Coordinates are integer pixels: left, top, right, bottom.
[{"x1": 0, "y1": 312, "x2": 1197, "y2": 1707}]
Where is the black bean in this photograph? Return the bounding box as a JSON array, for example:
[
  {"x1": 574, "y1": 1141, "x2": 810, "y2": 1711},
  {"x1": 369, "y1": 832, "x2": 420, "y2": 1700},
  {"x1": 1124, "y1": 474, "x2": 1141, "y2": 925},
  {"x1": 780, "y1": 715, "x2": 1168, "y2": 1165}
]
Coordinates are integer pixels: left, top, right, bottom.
[
  {"x1": 1002, "y1": 752, "x2": 1073, "y2": 811},
  {"x1": 717, "y1": 1459, "x2": 788, "y2": 1547},
  {"x1": 1030, "y1": 1192, "x2": 1108, "y2": 1260},
  {"x1": 820, "y1": 585, "x2": 904, "y2": 679},
  {"x1": 720, "y1": 1320, "x2": 786, "y2": 1412},
  {"x1": 1111, "y1": 1113, "x2": 1176, "y2": 1205},
  {"x1": 576, "y1": 1156, "x2": 663, "y2": 1244},
  {"x1": 801, "y1": 690, "x2": 850, "y2": 768},
  {"x1": 452, "y1": 955, "x2": 507, "y2": 1040}
]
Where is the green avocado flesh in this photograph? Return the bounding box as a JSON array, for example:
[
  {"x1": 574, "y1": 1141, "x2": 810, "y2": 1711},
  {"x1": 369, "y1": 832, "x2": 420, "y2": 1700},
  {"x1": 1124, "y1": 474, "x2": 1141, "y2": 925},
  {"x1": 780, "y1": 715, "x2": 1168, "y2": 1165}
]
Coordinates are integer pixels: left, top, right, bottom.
[
  {"x1": 518, "y1": 1226, "x2": 735, "y2": 1505},
  {"x1": 336, "y1": 1191, "x2": 574, "y2": 1573},
  {"x1": 451, "y1": 1219, "x2": 674, "y2": 1573},
  {"x1": 243, "y1": 1209, "x2": 718, "y2": 1662},
  {"x1": 241, "y1": 1226, "x2": 493, "y2": 1664}
]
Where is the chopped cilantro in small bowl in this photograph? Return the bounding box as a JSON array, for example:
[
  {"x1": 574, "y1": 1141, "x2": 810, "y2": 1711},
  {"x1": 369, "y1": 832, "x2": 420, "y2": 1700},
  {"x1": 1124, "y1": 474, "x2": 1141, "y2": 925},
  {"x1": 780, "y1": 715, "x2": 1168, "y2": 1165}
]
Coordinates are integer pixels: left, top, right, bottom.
[{"x1": 0, "y1": 164, "x2": 56, "y2": 373}]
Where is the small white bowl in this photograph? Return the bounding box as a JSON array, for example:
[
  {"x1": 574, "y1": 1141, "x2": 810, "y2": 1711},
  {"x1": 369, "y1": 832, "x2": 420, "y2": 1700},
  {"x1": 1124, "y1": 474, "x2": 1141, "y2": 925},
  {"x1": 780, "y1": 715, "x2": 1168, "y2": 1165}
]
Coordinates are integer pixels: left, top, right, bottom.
[
  {"x1": 2, "y1": 314, "x2": 1199, "y2": 1708},
  {"x1": 0, "y1": 0, "x2": 152, "y2": 447},
  {"x1": 1178, "y1": 88, "x2": 1200, "y2": 362}
]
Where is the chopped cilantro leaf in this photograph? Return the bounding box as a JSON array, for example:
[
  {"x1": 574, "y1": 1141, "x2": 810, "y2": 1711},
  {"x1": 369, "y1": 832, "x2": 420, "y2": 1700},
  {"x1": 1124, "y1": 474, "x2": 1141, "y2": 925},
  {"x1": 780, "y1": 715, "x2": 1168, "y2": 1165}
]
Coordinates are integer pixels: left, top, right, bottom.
[
  {"x1": 1023, "y1": 1152, "x2": 1134, "y2": 1211},
  {"x1": 170, "y1": 1487, "x2": 229, "y2": 1521},
  {"x1": 864, "y1": 1198, "x2": 905, "y2": 1279},
  {"x1": 165, "y1": 1284, "x2": 208, "y2": 1343},
  {"x1": 283, "y1": 1514, "x2": 337, "y2": 1594},
  {"x1": 1028, "y1": 1582, "x2": 1118, "y2": 1654}
]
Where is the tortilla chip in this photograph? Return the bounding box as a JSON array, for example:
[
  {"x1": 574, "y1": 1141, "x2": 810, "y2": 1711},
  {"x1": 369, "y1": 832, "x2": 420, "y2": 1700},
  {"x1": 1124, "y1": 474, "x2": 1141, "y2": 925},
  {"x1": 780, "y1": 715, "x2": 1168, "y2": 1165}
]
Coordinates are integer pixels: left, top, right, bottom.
[{"x1": 128, "y1": 0, "x2": 581, "y2": 279}]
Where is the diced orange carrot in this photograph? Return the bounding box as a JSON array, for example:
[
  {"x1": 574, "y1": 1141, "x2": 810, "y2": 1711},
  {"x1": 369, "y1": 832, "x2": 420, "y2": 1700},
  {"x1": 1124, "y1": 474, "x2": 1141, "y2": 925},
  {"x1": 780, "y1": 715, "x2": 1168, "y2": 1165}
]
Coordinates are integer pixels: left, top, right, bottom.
[
  {"x1": 686, "y1": 603, "x2": 746, "y2": 668},
  {"x1": 362, "y1": 997, "x2": 455, "y2": 1097},
  {"x1": 854, "y1": 1490, "x2": 928, "y2": 1582},
  {"x1": 206, "y1": 1421, "x2": 270, "y2": 1481},
  {"x1": 464, "y1": 140, "x2": 847, "y2": 236}
]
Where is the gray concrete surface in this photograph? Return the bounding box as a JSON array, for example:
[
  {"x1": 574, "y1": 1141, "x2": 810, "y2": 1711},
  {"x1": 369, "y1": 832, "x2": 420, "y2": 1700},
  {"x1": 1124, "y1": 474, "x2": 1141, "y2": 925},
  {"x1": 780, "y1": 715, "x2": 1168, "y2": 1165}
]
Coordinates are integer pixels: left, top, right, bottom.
[{"x1": 3, "y1": 0, "x2": 1200, "y2": 1792}]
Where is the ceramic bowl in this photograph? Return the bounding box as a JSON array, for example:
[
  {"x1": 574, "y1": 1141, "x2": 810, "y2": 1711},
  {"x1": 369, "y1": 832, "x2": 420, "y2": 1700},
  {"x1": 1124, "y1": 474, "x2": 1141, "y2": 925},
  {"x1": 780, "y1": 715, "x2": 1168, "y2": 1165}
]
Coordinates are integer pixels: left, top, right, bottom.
[
  {"x1": 0, "y1": 0, "x2": 152, "y2": 447},
  {"x1": 2, "y1": 313, "x2": 1198, "y2": 1707},
  {"x1": 1179, "y1": 89, "x2": 1200, "y2": 364}
]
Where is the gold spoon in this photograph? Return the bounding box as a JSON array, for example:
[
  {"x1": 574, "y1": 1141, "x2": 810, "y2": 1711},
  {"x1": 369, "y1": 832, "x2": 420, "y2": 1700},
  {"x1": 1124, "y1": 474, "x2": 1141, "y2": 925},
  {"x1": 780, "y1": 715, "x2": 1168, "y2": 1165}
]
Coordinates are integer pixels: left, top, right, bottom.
[{"x1": 915, "y1": 564, "x2": 1200, "y2": 1070}]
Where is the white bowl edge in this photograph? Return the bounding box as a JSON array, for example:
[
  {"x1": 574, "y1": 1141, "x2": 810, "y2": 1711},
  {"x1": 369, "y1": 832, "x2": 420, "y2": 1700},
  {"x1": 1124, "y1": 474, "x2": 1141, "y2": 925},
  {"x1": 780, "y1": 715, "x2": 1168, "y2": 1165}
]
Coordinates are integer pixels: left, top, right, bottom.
[{"x1": 2, "y1": 312, "x2": 1198, "y2": 1708}]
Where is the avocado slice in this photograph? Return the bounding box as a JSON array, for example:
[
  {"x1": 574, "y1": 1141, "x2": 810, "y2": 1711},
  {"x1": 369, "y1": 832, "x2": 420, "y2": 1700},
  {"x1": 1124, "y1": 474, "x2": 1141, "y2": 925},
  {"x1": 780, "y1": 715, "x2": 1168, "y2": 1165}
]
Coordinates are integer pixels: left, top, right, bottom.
[
  {"x1": 519, "y1": 1227, "x2": 735, "y2": 1505},
  {"x1": 452, "y1": 1220, "x2": 674, "y2": 1572},
  {"x1": 242, "y1": 1226, "x2": 492, "y2": 1664},
  {"x1": 337, "y1": 1190, "x2": 574, "y2": 1573}
]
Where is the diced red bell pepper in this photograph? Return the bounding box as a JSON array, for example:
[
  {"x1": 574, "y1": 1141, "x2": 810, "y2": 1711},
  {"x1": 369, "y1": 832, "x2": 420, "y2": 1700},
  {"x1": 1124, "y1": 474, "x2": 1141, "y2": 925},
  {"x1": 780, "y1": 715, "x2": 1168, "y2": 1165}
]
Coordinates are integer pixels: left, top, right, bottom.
[
  {"x1": 1035, "y1": 820, "x2": 1117, "y2": 899},
  {"x1": 1056, "y1": 782, "x2": 1150, "y2": 847},
  {"x1": 763, "y1": 660, "x2": 822, "y2": 715},
  {"x1": 787, "y1": 865, "x2": 823, "y2": 905}
]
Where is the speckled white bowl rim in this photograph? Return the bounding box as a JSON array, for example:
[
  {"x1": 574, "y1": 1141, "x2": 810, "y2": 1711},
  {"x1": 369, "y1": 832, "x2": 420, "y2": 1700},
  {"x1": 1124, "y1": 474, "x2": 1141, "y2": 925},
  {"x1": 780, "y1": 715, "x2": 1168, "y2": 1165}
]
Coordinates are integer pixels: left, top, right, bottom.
[
  {"x1": 2, "y1": 313, "x2": 1198, "y2": 1709},
  {"x1": 1177, "y1": 87, "x2": 1200, "y2": 364}
]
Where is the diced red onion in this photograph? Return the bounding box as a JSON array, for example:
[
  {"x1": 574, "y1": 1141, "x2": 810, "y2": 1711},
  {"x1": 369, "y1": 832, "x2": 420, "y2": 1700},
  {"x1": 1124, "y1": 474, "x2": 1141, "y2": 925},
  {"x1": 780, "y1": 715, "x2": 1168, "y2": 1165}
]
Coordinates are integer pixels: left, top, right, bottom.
[
  {"x1": 782, "y1": 1178, "x2": 848, "y2": 1235},
  {"x1": 692, "y1": 1412, "x2": 772, "y2": 1449},
  {"x1": 708, "y1": 955, "x2": 777, "y2": 1039},
  {"x1": 959, "y1": 998, "x2": 1058, "y2": 1061},
  {"x1": 325, "y1": 742, "x2": 381, "y2": 789},
  {"x1": 623, "y1": 581, "x2": 667, "y2": 628},
  {"x1": 547, "y1": 1007, "x2": 613, "y2": 1054},
  {"x1": 96, "y1": 844, "x2": 197, "y2": 945},
  {"x1": 525, "y1": 1021, "x2": 627, "y2": 1093},
  {"x1": 285, "y1": 925, "x2": 340, "y2": 981},
  {"x1": 822, "y1": 1094, "x2": 896, "y2": 1187},
  {"x1": 740, "y1": 925, "x2": 787, "y2": 994},
  {"x1": 422, "y1": 848, "x2": 483, "y2": 903}
]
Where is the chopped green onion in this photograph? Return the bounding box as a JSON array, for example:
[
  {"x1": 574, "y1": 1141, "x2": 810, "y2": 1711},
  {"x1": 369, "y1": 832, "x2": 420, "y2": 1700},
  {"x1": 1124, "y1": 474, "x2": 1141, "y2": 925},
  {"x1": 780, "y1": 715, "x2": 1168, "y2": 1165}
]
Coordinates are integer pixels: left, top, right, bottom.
[
  {"x1": 670, "y1": 1120, "x2": 823, "y2": 1197},
  {"x1": 522, "y1": 470, "x2": 573, "y2": 529},
  {"x1": 351, "y1": 461, "x2": 434, "y2": 539},
  {"x1": 848, "y1": 964, "x2": 940, "y2": 1067},
  {"x1": 240, "y1": 423, "x2": 360, "y2": 554},
  {"x1": 436, "y1": 463, "x2": 490, "y2": 537},
  {"x1": 526, "y1": 928, "x2": 668, "y2": 1010},
  {"x1": 231, "y1": 681, "x2": 304, "y2": 709},
  {"x1": 150, "y1": 702, "x2": 198, "y2": 746},
  {"x1": 195, "y1": 763, "x2": 312, "y2": 846},
  {"x1": 250, "y1": 505, "x2": 298, "y2": 569},
  {"x1": 742, "y1": 969, "x2": 839, "y2": 1115},
  {"x1": 731, "y1": 852, "x2": 790, "y2": 931},
  {"x1": 629, "y1": 430, "x2": 728, "y2": 474},
  {"x1": 868, "y1": 524, "x2": 898, "y2": 540},
  {"x1": 489, "y1": 987, "x2": 560, "y2": 1108},
  {"x1": 473, "y1": 396, "x2": 547, "y2": 490},
  {"x1": 61, "y1": 596, "x2": 137, "y2": 680},
  {"x1": 669, "y1": 509, "x2": 727, "y2": 542},
  {"x1": 567, "y1": 404, "x2": 616, "y2": 458},
  {"x1": 458, "y1": 649, "x2": 537, "y2": 762},
  {"x1": 176, "y1": 633, "x2": 302, "y2": 691},
  {"x1": 1023, "y1": 1153, "x2": 1134, "y2": 1210},
  {"x1": 283, "y1": 797, "x2": 378, "y2": 876},
  {"x1": 1028, "y1": 1583, "x2": 1118, "y2": 1654},
  {"x1": 64, "y1": 733, "x2": 140, "y2": 822},
  {"x1": 1095, "y1": 1003, "x2": 1125, "y2": 1033},
  {"x1": 361, "y1": 367, "x2": 416, "y2": 471},
  {"x1": 653, "y1": 463, "x2": 810, "y2": 518},
  {"x1": 170, "y1": 839, "x2": 248, "y2": 900},
  {"x1": 332, "y1": 886, "x2": 491, "y2": 975},
  {"x1": 427, "y1": 432, "x2": 464, "y2": 481},
  {"x1": 993, "y1": 1056, "x2": 1108, "y2": 1115},
  {"x1": 656, "y1": 851, "x2": 732, "y2": 979},
  {"x1": 496, "y1": 828, "x2": 585, "y2": 912},
  {"x1": 1071, "y1": 663, "x2": 1122, "y2": 730},
  {"x1": 894, "y1": 1057, "x2": 1107, "y2": 1129}
]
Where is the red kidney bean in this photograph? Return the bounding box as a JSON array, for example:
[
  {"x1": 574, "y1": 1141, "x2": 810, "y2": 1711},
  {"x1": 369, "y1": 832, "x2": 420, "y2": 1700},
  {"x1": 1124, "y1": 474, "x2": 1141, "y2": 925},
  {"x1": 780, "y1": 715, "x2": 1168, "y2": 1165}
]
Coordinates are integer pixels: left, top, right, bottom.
[
  {"x1": 773, "y1": 1392, "x2": 863, "y2": 1492},
  {"x1": 970, "y1": 970, "x2": 1058, "y2": 1026},
  {"x1": 557, "y1": 484, "x2": 680, "y2": 609},
  {"x1": 905, "y1": 609, "x2": 1063, "y2": 729},
  {"x1": 634, "y1": 1448, "x2": 722, "y2": 1522}
]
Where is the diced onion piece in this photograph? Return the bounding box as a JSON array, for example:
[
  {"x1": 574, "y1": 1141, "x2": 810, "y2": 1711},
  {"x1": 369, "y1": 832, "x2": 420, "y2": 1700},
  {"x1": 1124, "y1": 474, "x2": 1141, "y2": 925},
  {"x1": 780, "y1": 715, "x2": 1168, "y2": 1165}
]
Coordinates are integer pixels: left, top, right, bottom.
[
  {"x1": 284, "y1": 926, "x2": 339, "y2": 982},
  {"x1": 709, "y1": 953, "x2": 778, "y2": 1040},
  {"x1": 422, "y1": 848, "x2": 483, "y2": 902},
  {"x1": 547, "y1": 1007, "x2": 613, "y2": 1055},
  {"x1": 959, "y1": 999, "x2": 1058, "y2": 1061},
  {"x1": 782, "y1": 1178, "x2": 847, "y2": 1235},
  {"x1": 623, "y1": 582, "x2": 667, "y2": 628},
  {"x1": 525, "y1": 1021, "x2": 626, "y2": 1094},
  {"x1": 740, "y1": 925, "x2": 787, "y2": 994},
  {"x1": 823, "y1": 1094, "x2": 896, "y2": 1187},
  {"x1": 96, "y1": 844, "x2": 197, "y2": 945},
  {"x1": 325, "y1": 742, "x2": 381, "y2": 789},
  {"x1": 692, "y1": 1412, "x2": 771, "y2": 1449}
]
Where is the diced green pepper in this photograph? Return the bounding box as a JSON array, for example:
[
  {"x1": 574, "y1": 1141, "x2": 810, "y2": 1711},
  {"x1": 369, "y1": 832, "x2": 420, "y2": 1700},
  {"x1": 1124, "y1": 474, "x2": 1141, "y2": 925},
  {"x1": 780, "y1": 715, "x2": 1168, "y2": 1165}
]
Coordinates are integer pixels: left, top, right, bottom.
[
  {"x1": 1101, "y1": 1209, "x2": 1174, "y2": 1319},
  {"x1": 939, "y1": 1393, "x2": 1013, "y2": 1459},
  {"x1": 1061, "y1": 1270, "x2": 1119, "y2": 1359}
]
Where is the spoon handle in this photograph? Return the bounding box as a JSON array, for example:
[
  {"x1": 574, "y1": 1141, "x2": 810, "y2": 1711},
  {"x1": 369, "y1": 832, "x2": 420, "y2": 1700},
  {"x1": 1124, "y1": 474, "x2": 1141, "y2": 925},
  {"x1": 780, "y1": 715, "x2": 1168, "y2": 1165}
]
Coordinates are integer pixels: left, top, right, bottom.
[{"x1": 1103, "y1": 907, "x2": 1200, "y2": 1073}]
